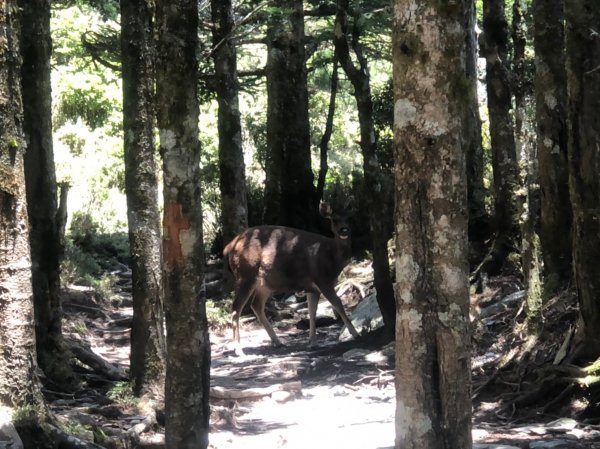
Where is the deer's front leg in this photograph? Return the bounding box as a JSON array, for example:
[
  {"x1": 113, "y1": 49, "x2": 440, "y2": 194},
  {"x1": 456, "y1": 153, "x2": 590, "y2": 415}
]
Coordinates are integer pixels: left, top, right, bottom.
[{"x1": 307, "y1": 292, "x2": 320, "y2": 347}]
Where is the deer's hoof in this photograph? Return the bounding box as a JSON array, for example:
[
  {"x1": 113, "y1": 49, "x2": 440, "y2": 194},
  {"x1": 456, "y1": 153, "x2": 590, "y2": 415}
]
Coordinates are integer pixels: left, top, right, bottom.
[{"x1": 233, "y1": 344, "x2": 246, "y2": 357}]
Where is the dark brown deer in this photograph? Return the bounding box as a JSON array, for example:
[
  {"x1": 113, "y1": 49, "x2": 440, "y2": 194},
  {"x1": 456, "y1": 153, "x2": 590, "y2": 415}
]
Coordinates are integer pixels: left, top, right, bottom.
[{"x1": 224, "y1": 200, "x2": 360, "y2": 353}]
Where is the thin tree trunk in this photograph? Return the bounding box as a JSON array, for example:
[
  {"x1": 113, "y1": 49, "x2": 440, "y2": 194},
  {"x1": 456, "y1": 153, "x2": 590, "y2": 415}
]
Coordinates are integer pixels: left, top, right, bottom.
[
  {"x1": 512, "y1": 0, "x2": 526, "y2": 163},
  {"x1": 0, "y1": 0, "x2": 47, "y2": 443},
  {"x1": 393, "y1": 1, "x2": 472, "y2": 446},
  {"x1": 19, "y1": 0, "x2": 74, "y2": 386},
  {"x1": 564, "y1": 0, "x2": 600, "y2": 362},
  {"x1": 263, "y1": 0, "x2": 316, "y2": 230},
  {"x1": 211, "y1": 0, "x2": 248, "y2": 245},
  {"x1": 480, "y1": 0, "x2": 522, "y2": 275},
  {"x1": 120, "y1": 0, "x2": 165, "y2": 397},
  {"x1": 334, "y1": 0, "x2": 395, "y2": 337},
  {"x1": 465, "y1": 0, "x2": 490, "y2": 264},
  {"x1": 316, "y1": 58, "x2": 339, "y2": 203},
  {"x1": 156, "y1": 0, "x2": 210, "y2": 447},
  {"x1": 533, "y1": 0, "x2": 571, "y2": 294}
]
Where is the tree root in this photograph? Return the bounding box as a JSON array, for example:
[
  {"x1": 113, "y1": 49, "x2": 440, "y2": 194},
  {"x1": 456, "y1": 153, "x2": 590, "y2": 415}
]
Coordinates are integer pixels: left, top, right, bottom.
[{"x1": 66, "y1": 338, "x2": 128, "y2": 381}]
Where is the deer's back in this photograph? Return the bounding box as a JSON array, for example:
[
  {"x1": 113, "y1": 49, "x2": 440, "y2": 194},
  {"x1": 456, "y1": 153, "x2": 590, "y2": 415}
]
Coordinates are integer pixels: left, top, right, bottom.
[{"x1": 224, "y1": 225, "x2": 345, "y2": 292}]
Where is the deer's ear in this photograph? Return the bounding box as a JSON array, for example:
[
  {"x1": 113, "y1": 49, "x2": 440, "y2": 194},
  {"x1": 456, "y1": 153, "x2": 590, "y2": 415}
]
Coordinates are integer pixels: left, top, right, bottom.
[{"x1": 319, "y1": 201, "x2": 333, "y2": 218}]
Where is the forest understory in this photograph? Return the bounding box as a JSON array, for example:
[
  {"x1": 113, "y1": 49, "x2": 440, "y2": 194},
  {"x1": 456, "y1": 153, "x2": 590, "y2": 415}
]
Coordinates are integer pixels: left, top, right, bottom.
[{"x1": 34, "y1": 259, "x2": 600, "y2": 449}]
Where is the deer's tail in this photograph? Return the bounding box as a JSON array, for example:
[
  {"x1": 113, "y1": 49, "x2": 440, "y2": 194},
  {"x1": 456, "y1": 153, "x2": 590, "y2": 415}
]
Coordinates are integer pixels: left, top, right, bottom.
[{"x1": 221, "y1": 240, "x2": 235, "y2": 297}]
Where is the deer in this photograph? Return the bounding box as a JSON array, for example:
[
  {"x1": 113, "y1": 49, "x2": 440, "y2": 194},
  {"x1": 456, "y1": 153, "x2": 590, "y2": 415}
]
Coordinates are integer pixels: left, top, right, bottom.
[{"x1": 223, "y1": 200, "x2": 360, "y2": 354}]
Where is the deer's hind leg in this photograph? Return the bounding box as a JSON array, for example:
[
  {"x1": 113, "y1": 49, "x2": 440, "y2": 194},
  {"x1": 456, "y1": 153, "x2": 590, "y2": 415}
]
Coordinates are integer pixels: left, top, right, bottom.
[
  {"x1": 231, "y1": 279, "x2": 255, "y2": 349},
  {"x1": 250, "y1": 285, "x2": 283, "y2": 347}
]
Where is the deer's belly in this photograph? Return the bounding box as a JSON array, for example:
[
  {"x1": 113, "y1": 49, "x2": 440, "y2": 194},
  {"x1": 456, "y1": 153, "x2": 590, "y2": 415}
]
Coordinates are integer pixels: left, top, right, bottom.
[{"x1": 262, "y1": 276, "x2": 318, "y2": 294}]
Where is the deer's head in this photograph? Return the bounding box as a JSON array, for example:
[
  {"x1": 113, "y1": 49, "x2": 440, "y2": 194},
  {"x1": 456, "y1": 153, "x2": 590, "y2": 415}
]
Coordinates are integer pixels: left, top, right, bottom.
[{"x1": 319, "y1": 198, "x2": 354, "y2": 240}]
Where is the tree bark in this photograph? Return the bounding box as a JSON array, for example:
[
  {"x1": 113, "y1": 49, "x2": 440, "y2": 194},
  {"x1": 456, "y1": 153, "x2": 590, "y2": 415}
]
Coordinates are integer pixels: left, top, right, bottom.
[
  {"x1": 0, "y1": 0, "x2": 46, "y2": 439},
  {"x1": 480, "y1": 0, "x2": 522, "y2": 275},
  {"x1": 564, "y1": 0, "x2": 600, "y2": 361},
  {"x1": 19, "y1": 0, "x2": 74, "y2": 386},
  {"x1": 316, "y1": 58, "x2": 339, "y2": 203},
  {"x1": 392, "y1": 0, "x2": 472, "y2": 447},
  {"x1": 465, "y1": 0, "x2": 490, "y2": 264},
  {"x1": 263, "y1": 0, "x2": 317, "y2": 230},
  {"x1": 156, "y1": 0, "x2": 211, "y2": 447},
  {"x1": 334, "y1": 0, "x2": 395, "y2": 337},
  {"x1": 533, "y1": 0, "x2": 571, "y2": 293},
  {"x1": 211, "y1": 0, "x2": 248, "y2": 245},
  {"x1": 511, "y1": 0, "x2": 542, "y2": 327},
  {"x1": 120, "y1": 0, "x2": 166, "y2": 397}
]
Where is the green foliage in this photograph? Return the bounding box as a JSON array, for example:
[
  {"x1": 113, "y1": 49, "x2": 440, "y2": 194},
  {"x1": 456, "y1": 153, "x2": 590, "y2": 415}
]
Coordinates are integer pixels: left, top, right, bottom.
[
  {"x1": 372, "y1": 79, "x2": 393, "y2": 171},
  {"x1": 61, "y1": 211, "x2": 129, "y2": 302},
  {"x1": 59, "y1": 421, "x2": 94, "y2": 441},
  {"x1": 199, "y1": 107, "x2": 222, "y2": 250},
  {"x1": 54, "y1": 0, "x2": 120, "y2": 21},
  {"x1": 107, "y1": 381, "x2": 137, "y2": 407},
  {"x1": 70, "y1": 212, "x2": 129, "y2": 267},
  {"x1": 59, "y1": 131, "x2": 86, "y2": 156},
  {"x1": 93, "y1": 427, "x2": 107, "y2": 444},
  {"x1": 56, "y1": 85, "x2": 114, "y2": 130},
  {"x1": 12, "y1": 404, "x2": 42, "y2": 425},
  {"x1": 62, "y1": 239, "x2": 102, "y2": 284},
  {"x1": 206, "y1": 298, "x2": 233, "y2": 328}
]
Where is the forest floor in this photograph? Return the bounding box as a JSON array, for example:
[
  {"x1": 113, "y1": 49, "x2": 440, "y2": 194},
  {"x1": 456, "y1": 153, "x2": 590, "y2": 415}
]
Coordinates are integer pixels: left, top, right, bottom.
[{"x1": 48, "y1": 264, "x2": 600, "y2": 449}]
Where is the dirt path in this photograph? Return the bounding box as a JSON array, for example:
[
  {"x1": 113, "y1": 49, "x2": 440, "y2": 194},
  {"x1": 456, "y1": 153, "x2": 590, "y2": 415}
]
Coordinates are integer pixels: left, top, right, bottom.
[
  {"x1": 209, "y1": 324, "x2": 395, "y2": 449},
  {"x1": 56, "y1": 281, "x2": 600, "y2": 449}
]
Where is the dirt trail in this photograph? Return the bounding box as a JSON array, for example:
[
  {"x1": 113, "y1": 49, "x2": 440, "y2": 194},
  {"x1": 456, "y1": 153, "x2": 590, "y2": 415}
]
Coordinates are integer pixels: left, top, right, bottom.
[
  {"x1": 209, "y1": 324, "x2": 395, "y2": 449},
  {"x1": 55, "y1": 276, "x2": 600, "y2": 449}
]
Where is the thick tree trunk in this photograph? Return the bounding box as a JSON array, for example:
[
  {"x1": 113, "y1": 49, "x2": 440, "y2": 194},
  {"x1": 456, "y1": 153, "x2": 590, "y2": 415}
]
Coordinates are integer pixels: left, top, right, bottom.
[
  {"x1": 211, "y1": 0, "x2": 248, "y2": 245},
  {"x1": 481, "y1": 0, "x2": 522, "y2": 275},
  {"x1": 0, "y1": 0, "x2": 46, "y2": 440},
  {"x1": 120, "y1": 0, "x2": 165, "y2": 397},
  {"x1": 393, "y1": 0, "x2": 472, "y2": 447},
  {"x1": 156, "y1": 0, "x2": 210, "y2": 447},
  {"x1": 334, "y1": 0, "x2": 395, "y2": 337},
  {"x1": 533, "y1": 0, "x2": 571, "y2": 293},
  {"x1": 465, "y1": 0, "x2": 490, "y2": 264},
  {"x1": 263, "y1": 0, "x2": 316, "y2": 230},
  {"x1": 19, "y1": 0, "x2": 73, "y2": 385},
  {"x1": 511, "y1": 1, "x2": 542, "y2": 326},
  {"x1": 564, "y1": 0, "x2": 600, "y2": 361}
]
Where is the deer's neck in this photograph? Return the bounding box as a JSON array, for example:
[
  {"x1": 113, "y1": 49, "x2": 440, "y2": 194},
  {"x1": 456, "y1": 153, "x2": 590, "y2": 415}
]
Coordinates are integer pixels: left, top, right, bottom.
[{"x1": 334, "y1": 237, "x2": 352, "y2": 268}]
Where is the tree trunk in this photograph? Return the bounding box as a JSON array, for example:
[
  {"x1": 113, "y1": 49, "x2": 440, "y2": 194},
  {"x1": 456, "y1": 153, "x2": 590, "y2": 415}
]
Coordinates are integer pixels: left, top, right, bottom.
[
  {"x1": 564, "y1": 0, "x2": 600, "y2": 361},
  {"x1": 263, "y1": 0, "x2": 316, "y2": 230},
  {"x1": 0, "y1": 0, "x2": 47, "y2": 441},
  {"x1": 533, "y1": 0, "x2": 571, "y2": 294},
  {"x1": 392, "y1": 0, "x2": 472, "y2": 447},
  {"x1": 211, "y1": 0, "x2": 248, "y2": 245},
  {"x1": 19, "y1": 0, "x2": 74, "y2": 386},
  {"x1": 334, "y1": 0, "x2": 395, "y2": 337},
  {"x1": 481, "y1": 0, "x2": 522, "y2": 275},
  {"x1": 465, "y1": 0, "x2": 490, "y2": 265},
  {"x1": 120, "y1": 0, "x2": 166, "y2": 398},
  {"x1": 511, "y1": 0, "x2": 526, "y2": 157},
  {"x1": 156, "y1": 0, "x2": 210, "y2": 447},
  {"x1": 315, "y1": 58, "x2": 339, "y2": 203},
  {"x1": 511, "y1": 1, "x2": 542, "y2": 327}
]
